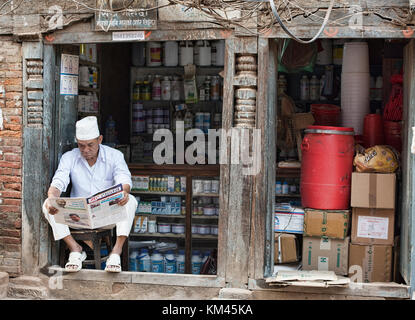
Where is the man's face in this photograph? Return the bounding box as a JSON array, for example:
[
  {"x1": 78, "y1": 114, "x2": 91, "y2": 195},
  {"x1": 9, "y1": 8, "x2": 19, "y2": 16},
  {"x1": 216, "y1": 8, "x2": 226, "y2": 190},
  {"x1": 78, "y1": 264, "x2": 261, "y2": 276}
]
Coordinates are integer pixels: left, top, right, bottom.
[{"x1": 77, "y1": 136, "x2": 103, "y2": 161}]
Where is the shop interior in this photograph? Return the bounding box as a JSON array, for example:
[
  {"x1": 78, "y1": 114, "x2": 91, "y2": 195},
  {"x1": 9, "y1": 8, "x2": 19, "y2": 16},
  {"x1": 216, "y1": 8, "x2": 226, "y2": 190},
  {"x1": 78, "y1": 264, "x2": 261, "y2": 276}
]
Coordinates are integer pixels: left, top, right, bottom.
[
  {"x1": 57, "y1": 37, "x2": 409, "y2": 284},
  {"x1": 273, "y1": 38, "x2": 407, "y2": 285}
]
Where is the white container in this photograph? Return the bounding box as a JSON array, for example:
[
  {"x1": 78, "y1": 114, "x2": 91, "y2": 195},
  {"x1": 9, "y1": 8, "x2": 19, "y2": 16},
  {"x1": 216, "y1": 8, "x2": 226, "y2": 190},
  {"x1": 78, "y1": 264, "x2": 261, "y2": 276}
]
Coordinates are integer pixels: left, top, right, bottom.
[
  {"x1": 342, "y1": 42, "x2": 369, "y2": 73},
  {"x1": 164, "y1": 250, "x2": 177, "y2": 273},
  {"x1": 79, "y1": 66, "x2": 90, "y2": 87},
  {"x1": 196, "y1": 41, "x2": 211, "y2": 66},
  {"x1": 171, "y1": 223, "x2": 185, "y2": 234},
  {"x1": 176, "y1": 250, "x2": 185, "y2": 274},
  {"x1": 300, "y1": 75, "x2": 309, "y2": 101},
  {"x1": 198, "y1": 225, "x2": 211, "y2": 235},
  {"x1": 180, "y1": 41, "x2": 194, "y2": 66},
  {"x1": 158, "y1": 223, "x2": 171, "y2": 233},
  {"x1": 212, "y1": 40, "x2": 225, "y2": 66},
  {"x1": 148, "y1": 220, "x2": 157, "y2": 233},
  {"x1": 192, "y1": 225, "x2": 199, "y2": 234},
  {"x1": 161, "y1": 76, "x2": 171, "y2": 101},
  {"x1": 138, "y1": 249, "x2": 151, "y2": 272},
  {"x1": 163, "y1": 41, "x2": 179, "y2": 67},
  {"x1": 202, "y1": 180, "x2": 212, "y2": 193},
  {"x1": 171, "y1": 76, "x2": 181, "y2": 101},
  {"x1": 193, "y1": 180, "x2": 203, "y2": 193},
  {"x1": 309, "y1": 75, "x2": 320, "y2": 101},
  {"x1": 210, "y1": 226, "x2": 218, "y2": 235},
  {"x1": 191, "y1": 250, "x2": 202, "y2": 274},
  {"x1": 316, "y1": 39, "x2": 333, "y2": 65},
  {"x1": 146, "y1": 42, "x2": 162, "y2": 67},
  {"x1": 132, "y1": 42, "x2": 146, "y2": 66},
  {"x1": 150, "y1": 250, "x2": 164, "y2": 273},
  {"x1": 203, "y1": 206, "x2": 216, "y2": 216}
]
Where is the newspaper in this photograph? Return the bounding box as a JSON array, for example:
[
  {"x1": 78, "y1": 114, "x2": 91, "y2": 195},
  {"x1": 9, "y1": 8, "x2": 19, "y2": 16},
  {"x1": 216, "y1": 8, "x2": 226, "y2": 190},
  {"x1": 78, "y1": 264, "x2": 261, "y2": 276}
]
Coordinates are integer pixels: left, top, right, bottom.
[{"x1": 49, "y1": 184, "x2": 127, "y2": 229}]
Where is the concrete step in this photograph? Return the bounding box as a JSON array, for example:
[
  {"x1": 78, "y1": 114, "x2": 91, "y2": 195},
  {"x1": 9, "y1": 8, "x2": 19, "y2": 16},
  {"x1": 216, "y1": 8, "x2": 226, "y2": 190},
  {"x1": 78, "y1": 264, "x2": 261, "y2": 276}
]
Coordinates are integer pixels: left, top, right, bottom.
[
  {"x1": 218, "y1": 288, "x2": 252, "y2": 300},
  {"x1": 7, "y1": 276, "x2": 49, "y2": 300}
]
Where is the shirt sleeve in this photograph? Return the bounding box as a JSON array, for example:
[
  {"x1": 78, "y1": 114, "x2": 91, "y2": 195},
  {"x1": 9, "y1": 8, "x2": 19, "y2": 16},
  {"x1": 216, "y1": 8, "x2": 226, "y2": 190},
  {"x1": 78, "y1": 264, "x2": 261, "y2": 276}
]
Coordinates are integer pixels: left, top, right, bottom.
[
  {"x1": 113, "y1": 150, "x2": 132, "y2": 189},
  {"x1": 50, "y1": 152, "x2": 72, "y2": 193}
]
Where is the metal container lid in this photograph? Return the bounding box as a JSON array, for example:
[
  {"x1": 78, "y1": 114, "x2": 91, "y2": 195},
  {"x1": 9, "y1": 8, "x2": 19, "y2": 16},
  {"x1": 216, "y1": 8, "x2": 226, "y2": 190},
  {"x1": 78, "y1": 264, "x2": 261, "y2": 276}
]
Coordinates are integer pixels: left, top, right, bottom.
[{"x1": 305, "y1": 125, "x2": 355, "y2": 135}]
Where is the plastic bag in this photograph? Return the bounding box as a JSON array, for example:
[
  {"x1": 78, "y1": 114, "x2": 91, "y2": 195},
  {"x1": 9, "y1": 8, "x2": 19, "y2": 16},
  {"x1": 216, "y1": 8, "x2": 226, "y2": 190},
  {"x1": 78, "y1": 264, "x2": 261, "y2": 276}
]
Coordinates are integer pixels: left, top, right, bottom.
[
  {"x1": 353, "y1": 145, "x2": 399, "y2": 173},
  {"x1": 278, "y1": 39, "x2": 317, "y2": 73}
]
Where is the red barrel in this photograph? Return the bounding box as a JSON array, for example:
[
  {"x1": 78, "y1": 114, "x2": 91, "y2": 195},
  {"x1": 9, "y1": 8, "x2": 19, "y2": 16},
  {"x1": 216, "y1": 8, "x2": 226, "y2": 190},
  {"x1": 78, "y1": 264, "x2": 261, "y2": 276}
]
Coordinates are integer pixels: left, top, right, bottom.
[
  {"x1": 384, "y1": 120, "x2": 402, "y2": 153},
  {"x1": 363, "y1": 114, "x2": 384, "y2": 148},
  {"x1": 301, "y1": 126, "x2": 355, "y2": 210}
]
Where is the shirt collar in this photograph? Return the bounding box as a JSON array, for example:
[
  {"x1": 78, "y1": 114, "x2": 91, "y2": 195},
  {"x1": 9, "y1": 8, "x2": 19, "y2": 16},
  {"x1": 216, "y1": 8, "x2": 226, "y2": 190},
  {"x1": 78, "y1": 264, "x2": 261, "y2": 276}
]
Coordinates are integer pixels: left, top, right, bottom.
[{"x1": 76, "y1": 144, "x2": 106, "y2": 163}]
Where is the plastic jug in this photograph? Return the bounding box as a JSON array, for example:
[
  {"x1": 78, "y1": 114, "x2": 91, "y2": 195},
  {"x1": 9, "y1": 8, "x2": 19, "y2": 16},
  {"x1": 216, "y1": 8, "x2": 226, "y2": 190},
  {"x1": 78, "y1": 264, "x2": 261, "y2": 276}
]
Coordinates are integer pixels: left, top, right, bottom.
[
  {"x1": 151, "y1": 250, "x2": 164, "y2": 273},
  {"x1": 201, "y1": 250, "x2": 210, "y2": 264},
  {"x1": 138, "y1": 248, "x2": 151, "y2": 272},
  {"x1": 164, "y1": 250, "x2": 177, "y2": 273},
  {"x1": 176, "y1": 249, "x2": 185, "y2": 274},
  {"x1": 129, "y1": 251, "x2": 138, "y2": 272},
  {"x1": 191, "y1": 250, "x2": 202, "y2": 275}
]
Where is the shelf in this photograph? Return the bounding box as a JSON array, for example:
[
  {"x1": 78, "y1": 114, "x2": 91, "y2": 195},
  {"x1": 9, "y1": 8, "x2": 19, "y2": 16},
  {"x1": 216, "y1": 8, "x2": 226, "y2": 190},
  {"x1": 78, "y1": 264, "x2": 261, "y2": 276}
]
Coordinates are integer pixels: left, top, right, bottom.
[
  {"x1": 276, "y1": 167, "x2": 301, "y2": 178},
  {"x1": 134, "y1": 213, "x2": 218, "y2": 220},
  {"x1": 193, "y1": 193, "x2": 219, "y2": 197},
  {"x1": 275, "y1": 194, "x2": 301, "y2": 198},
  {"x1": 130, "y1": 232, "x2": 218, "y2": 240},
  {"x1": 133, "y1": 100, "x2": 222, "y2": 106},
  {"x1": 79, "y1": 86, "x2": 100, "y2": 93},
  {"x1": 79, "y1": 60, "x2": 100, "y2": 68},
  {"x1": 131, "y1": 190, "x2": 186, "y2": 196}
]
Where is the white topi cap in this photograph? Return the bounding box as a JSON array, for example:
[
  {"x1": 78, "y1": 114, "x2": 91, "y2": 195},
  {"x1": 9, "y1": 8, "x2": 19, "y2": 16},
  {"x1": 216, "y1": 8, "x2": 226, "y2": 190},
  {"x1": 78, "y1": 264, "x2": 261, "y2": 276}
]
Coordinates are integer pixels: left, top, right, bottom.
[{"x1": 76, "y1": 116, "x2": 100, "y2": 141}]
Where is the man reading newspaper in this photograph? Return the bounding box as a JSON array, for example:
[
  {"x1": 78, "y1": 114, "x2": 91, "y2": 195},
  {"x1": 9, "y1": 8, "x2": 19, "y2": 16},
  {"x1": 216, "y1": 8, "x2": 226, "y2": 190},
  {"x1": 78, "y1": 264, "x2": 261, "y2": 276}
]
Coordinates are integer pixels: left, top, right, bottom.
[{"x1": 43, "y1": 116, "x2": 138, "y2": 273}]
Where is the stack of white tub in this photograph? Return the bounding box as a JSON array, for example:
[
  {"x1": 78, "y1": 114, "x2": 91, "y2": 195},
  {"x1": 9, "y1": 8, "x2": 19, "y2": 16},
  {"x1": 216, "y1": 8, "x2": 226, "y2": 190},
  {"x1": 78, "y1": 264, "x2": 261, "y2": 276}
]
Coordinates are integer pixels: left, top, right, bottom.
[{"x1": 341, "y1": 42, "x2": 370, "y2": 135}]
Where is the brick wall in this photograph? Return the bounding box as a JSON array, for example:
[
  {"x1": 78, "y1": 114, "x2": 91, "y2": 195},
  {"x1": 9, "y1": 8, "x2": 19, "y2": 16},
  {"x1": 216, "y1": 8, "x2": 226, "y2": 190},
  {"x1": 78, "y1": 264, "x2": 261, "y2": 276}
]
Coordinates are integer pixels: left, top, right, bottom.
[{"x1": 0, "y1": 36, "x2": 23, "y2": 276}]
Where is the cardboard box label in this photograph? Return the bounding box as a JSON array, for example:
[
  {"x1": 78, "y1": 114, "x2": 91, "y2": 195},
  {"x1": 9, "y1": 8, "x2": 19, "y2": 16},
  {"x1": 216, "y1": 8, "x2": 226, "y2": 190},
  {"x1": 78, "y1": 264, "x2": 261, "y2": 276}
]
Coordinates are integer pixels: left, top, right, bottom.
[
  {"x1": 318, "y1": 256, "x2": 329, "y2": 271},
  {"x1": 357, "y1": 216, "x2": 389, "y2": 240},
  {"x1": 275, "y1": 212, "x2": 304, "y2": 234},
  {"x1": 320, "y1": 238, "x2": 331, "y2": 250}
]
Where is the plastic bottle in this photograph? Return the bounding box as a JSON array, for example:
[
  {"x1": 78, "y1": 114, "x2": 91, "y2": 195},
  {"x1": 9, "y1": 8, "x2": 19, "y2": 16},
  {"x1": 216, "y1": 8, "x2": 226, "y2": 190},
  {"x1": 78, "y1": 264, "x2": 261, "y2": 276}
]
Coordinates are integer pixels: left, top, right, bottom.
[
  {"x1": 309, "y1": 75, "x2": 320, "y2": 101},
  {"x1": 152, "y1": 75, "x2": 161, "y2": 101},
  {"x1": 176, "y1": 250, "x2": 185, "y2": 274},
  {"x1": 161, "y1": 76, "x2": 171, "y2": 101},
  {"x1": 204, "y1": 77, "x2": 211, "y2": 101},
  {"x1": 191, "y1": 250, "x2": 202, "y2": 275},
  {"x1": 133, "y1": 81, "x2": 141, "y2": 102},
  {"x1": 138, "y1": 249, "x2": 151, "y2": 272},
  {"x1": 129, "y1": 251, "x2": 138, "y2": 271},
  {"x1": 300, "y1": 75, "x2": 309, "y2": 101},
  {"x1": 171, "y1": 76, "x2": 181, "y2": 101},
  {"x1": 275, "y1": 181, "x2": 282, "y2": 195},
  {"x1": 184, "y1": 109, "x2": 193, "y2": 132},
  {"x1": 210, "y1": 76, "x2": 220, "y2": 101},
  {"x1": 282, "y1": 181, "x2": 289, "y2": 195},
  {"x1": 319, "y1": 75, "x2": 326, "y2": 100},
  {"x1": 105, "y1": 116, "x2": 116, "y2": 144},
  {"x1": 92, "y1": 93, "x2": 99, "y2": 113},
  {"x1": 142, "y1": 80, "x2": 151, "y2": 101},
  {"x1": 164, "y1": 250, "x2": 177, "y2": 273},
  {"x1": 289, "y1": 183, "x2": 297, "y2": 194},
  {"x1": 151, "y1": 250, "x2": 165, "y2": 273},
  {"x1": 201, "y1": 250, "x2": 210, "y2": 264}
]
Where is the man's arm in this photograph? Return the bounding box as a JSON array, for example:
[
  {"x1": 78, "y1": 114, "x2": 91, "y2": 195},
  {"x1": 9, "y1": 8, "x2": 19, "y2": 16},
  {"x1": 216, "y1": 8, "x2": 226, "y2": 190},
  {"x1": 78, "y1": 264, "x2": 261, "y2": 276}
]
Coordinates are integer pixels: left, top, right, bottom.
[
  {"x1": 45, "y1": 186, "x2": 62, "y2": 215},
  {"x1": 118, "y1": 184, "x2": 130, "y2": 206}
]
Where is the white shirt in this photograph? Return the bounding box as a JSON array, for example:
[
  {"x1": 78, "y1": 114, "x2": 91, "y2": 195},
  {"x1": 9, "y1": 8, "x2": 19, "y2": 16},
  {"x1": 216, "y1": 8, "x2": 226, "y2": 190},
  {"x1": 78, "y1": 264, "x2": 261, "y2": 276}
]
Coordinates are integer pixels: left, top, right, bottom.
[{"x1": 51, "y1": 144, "x2": 132, "y2": 198}]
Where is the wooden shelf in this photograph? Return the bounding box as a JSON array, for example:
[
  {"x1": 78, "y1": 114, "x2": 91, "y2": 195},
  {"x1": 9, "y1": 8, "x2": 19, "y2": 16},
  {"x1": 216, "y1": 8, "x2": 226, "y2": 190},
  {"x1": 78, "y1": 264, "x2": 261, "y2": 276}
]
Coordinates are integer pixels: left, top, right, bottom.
[
  {"x1": 79, "y1": 86, "x2": 100, "y2": 93},
  {"x1": 131, "y1": 190, "x2": 186, "y2": 196},
  {"x1": 276, "y1": 194, "x2": 301, "y2": 198},
  {"x1": 193, "y1": 193, "x2": 219, "y2": 197},
  {"x1": 130, "y1": 232, "x2": 218, "y2": 240},
  {"x1": 276, "y1": 167, "x2": 301, "y2": 178},
  {"x1": 135, "y1": 213, "x2": 218, "y2": 220}
]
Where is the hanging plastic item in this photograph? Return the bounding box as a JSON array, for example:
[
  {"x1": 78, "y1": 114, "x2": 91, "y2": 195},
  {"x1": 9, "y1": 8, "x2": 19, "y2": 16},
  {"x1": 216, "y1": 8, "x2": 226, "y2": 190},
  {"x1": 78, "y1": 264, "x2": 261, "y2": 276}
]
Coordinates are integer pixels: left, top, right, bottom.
[
  {"x1": 277, "y1": 39, "x2": 318, "y2": 73},
  {"x1": 353, "y1": 145, "x2": 399, "y2": 173},
  {"x1": 383, "y1": 74, "x2": 403, "y2": 121}
]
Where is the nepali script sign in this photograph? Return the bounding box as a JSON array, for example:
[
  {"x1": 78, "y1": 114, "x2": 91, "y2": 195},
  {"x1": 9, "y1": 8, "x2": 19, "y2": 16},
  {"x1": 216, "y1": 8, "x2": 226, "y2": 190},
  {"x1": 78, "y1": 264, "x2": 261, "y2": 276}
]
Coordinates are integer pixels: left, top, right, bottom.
[{"x1": 95, "y1": 0, "x2": 157, "y2": 31}]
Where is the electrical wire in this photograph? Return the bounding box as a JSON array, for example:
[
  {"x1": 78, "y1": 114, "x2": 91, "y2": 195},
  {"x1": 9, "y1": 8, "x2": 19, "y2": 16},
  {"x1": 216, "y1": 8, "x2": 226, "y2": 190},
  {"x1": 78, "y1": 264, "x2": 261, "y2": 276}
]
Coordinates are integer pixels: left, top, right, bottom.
[{"x1": 268, "y1": 0, "x2": 335, "y2": 43}]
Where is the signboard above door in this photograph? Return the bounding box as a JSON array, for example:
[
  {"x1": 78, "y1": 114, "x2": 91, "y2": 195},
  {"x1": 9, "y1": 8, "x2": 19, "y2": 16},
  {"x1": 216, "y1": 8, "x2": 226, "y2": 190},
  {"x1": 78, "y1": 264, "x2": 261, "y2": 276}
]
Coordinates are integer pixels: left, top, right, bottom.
[{"x1": 95, "y1": 0, "x2": 157, "y2": 31}]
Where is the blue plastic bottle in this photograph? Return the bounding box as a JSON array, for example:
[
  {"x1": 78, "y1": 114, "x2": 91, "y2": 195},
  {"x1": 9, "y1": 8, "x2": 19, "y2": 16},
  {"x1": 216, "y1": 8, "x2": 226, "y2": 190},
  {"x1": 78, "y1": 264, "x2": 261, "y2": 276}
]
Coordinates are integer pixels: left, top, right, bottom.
[
  {"x1": 138, "y1": 248, "x2": 151, "y2": 272},
  {"x1": 129, "y1": 251, "x2": 138, "y2": 271},
  {"x1": 176, "y1": 250, "x2": 185, "y2": 274},
  {"x1": 191, "y1": 250, "x2": 202, "y2": 275},
  {"x1": 164, "y1": 250, "x2": 177, "y2": 273}
]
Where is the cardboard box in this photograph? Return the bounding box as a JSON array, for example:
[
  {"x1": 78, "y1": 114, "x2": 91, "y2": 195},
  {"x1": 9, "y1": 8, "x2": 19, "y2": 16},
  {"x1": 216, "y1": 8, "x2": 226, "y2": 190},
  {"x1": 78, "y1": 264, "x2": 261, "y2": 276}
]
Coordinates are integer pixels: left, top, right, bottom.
[
  {"x1": 274, "y1": 207, "x2": 304, "y2": 234},
  {"x1": 351, "y1": 173, "x2": 396, "y2": 209},
  {"x1": 292, "y1": 113, "x2": 315, "y2": 130},
  {"x1": 351, "y1": 208, "x2": 395, "y2": 246},
  {"x1": 348, "y1": 244, "x2": 393, "y2": 282},
  {"x1": 302, "y1": 236, "x2": 349, "y2": 275},
  {"x1": 274, "y1": 233, "x2": 298, "y2": 264},
  {"x1": 304, "y1": 209, "x2": 350, "y2": 239}
]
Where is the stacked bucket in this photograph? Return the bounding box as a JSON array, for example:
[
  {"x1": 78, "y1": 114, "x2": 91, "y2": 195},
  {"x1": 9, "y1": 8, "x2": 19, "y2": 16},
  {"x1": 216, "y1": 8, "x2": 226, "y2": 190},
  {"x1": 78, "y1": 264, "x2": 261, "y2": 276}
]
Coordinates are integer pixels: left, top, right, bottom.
[{"x1": 341, "y1": 42, "x2": 370, "y2": 135}]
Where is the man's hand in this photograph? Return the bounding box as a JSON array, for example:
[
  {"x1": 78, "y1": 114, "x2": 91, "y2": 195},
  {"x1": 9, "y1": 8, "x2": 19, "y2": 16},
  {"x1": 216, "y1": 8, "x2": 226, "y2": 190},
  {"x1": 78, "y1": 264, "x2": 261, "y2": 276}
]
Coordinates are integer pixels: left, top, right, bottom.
[
  {"x1": 45, "y1": 199, "x2": 59, "y2": 215},
  {"x1": 117, "y1": 191, "x2": 129, "y2": 206}
]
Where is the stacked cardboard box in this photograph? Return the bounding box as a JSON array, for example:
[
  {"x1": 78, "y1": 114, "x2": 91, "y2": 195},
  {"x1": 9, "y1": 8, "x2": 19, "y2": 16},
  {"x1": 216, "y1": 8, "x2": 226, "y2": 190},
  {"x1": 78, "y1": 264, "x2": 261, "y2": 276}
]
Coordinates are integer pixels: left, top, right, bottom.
[
  {"x1": 349, "y1": 172, "x2": 396, "y2": 282},
  {"x1": 301, "y1": 209, "x2": 350, "y2": 275}
]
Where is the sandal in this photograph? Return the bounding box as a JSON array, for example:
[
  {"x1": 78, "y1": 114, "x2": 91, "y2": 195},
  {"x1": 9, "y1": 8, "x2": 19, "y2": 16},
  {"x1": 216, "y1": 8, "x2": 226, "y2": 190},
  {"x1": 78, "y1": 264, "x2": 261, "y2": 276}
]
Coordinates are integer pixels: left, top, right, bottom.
[
  {"x1": 65, "y1": 251, "x2": 87, "y2": 272},
  {"x1": 105, "y1": 253, "x2": 121, "y2": 273}
]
